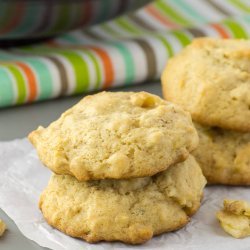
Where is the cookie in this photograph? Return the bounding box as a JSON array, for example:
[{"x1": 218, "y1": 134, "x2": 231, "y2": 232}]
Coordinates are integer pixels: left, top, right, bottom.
[
  {"x1": 0, "y1": 219, "x2": 6, "y2": 237},
  {"x1": 161, "y1": 38, "x2": 250, "y2": 132},
  {"x1": 193, "y1": 123, "x2": 250, "y2": 185},
  {"x1": 29, "y1": 91, "x2": 198, "y2": 181},
  {"x1": 217, "y1": 199, "x2": 250, "y2": 238},
  {"x1": 39, "y1": 155, "x2": 206, "y2": 244}
]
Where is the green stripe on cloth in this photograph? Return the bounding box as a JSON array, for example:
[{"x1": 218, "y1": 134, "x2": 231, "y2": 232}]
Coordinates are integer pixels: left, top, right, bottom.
[
  {"x1": 156, "y1": 35, "x2": 174, "y2": 57},
  {"x1": 22, "y1": 58, "x2": 53, "y2": 100},
  {"x1": 0, "y1": 52, "x2": 53, "y2": 100},
  {"x1": 171, "y1": 30, "x2": 191, "y2": 46},
  {"x1": 155, "y1": 1, "x2": 191, "y2": 25},
  {"x1": 241, "y1": 14, "x2": 250, "y2": 26},
  {"x1": 17, "y1": 49, "x2": 70, "y2": 96},
  {"x1": 27, "y1": 47, "x2": 90, "y2": 93},
  {"x1": 115, "y1": 18, "x2": 141, "y2": 35},
  {"x1": 101, "y1": 23, "x2": 120, "y2": 37},
  {"x1": 169, "y1": 0, "x2": 207, "y2": 22},
  {"x1": 3, "y1": 64, "x2": 26, "y2": 105},
  {"x1": 111, "y1": 42, "x2": 135, "y2": 85},
  {"x1": 223, "y1": 19, "x2": 248, "y2": 38},
  {"x1": 83, "y1": 50, "x2": 102, "y2": 89},
  {"x1": 57, "y1": 50, "x2": 89, "y2": 93},
  {"x1": 228, "y1": 0, "x2": 250, "y2": 13},
  {"x1": 0, "y1": 68, "x2": 15, "y2": 107}
]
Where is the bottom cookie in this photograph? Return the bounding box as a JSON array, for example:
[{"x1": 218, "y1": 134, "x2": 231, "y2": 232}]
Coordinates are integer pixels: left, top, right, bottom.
[
  {"x1": 193, "y1": 123, "x2": 250, "y2": 185},
  {"x1": 39, "y1": 155, "x2": 206, "y2": 244}
]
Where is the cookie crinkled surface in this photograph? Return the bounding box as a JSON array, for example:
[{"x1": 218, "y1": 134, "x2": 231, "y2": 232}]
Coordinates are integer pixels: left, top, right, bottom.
[
  {"x1": 29, "y1": 91, "x2": 198, "y2": 181},
  {"x1": 39, "y1": 155, "x2": 206, "y2": 244},
  {"x1": 193, "y1": 123, "x2": 250, "y2": 185},
  {"x1": 162, "y1": 38, "x2": 250, "y2": 132}
]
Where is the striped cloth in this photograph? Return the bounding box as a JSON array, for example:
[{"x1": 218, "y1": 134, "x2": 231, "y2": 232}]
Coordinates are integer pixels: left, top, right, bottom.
[
  {"x1": 1, "y1": 0, "x2": 250, "y2": 107},
  {"x1": 0, "y1": 1, "x2": 151, "y2": 39}
]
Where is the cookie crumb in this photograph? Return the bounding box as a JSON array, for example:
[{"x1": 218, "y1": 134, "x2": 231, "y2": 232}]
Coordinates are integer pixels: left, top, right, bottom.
[
  {"x1": 0, "y1": 219, "x2": 6, "y2": 237},
  {"x1": 217, "y1": 199, "x2": 250, "y2": 238}
]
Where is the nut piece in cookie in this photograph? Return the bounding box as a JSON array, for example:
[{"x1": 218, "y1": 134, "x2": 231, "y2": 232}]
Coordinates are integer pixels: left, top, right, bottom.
[
  {"x1": 162, "y1": 38, "x2": 250, "y2": 132},
  {"x1": 39, "y1": 156, "x2": 206, "y2": 244},
  {"x1": 29, "y1": 91, "x2": 198, "y2": 181},
  {"x1": 217, "y1": 199, "x2": 250, "y2": 238},
  {"x1": 0, "y1": 219, "x2": 6, "y2": 237}
]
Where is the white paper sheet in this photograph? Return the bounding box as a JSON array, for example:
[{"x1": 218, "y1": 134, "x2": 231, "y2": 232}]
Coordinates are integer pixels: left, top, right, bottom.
[{"x1": 0, "y1": 138, "x2": 250, "y2": 250}]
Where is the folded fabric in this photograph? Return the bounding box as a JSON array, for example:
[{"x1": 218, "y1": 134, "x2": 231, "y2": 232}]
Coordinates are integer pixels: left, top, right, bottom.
[
  {"x1": 0, "y1": 0, "x2": 250, "y2": 107},
  {"x1": 0, "y1": 1, "x2": 151, "y2": 40}
]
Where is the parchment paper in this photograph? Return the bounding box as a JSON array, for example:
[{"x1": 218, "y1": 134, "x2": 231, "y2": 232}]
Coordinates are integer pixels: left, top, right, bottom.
[{"x1": 0, "y1": 139, "x2": 250, "y2": 250}]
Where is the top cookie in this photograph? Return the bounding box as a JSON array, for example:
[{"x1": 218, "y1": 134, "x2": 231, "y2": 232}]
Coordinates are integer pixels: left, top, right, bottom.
[
  {"x1": 162, "y1": 38, "x2": 250, "y2": 132},
  {"x1": 29, "y1": 91, "x2": 198, "y2": 181}
]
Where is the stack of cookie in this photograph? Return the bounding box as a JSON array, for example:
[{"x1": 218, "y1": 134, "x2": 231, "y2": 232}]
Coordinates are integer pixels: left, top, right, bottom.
[
  {"x1": 29, "y1": 91, "x2": 206, "y2": 244},
  {"x1": 162, "y1": 38, "x2": 250, "y2": 185}
]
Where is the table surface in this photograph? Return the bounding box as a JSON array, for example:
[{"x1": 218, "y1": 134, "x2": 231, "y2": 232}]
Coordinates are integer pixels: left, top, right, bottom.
[{"x1": 0, "y1": 81, "x2": 162, "y2": 250}]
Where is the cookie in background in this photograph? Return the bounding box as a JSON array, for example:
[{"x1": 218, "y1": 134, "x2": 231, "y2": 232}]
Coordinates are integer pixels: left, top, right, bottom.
[
  {"x1": 161, "y1": 38, "x2": 250, "y2": 186},
  {"x1": 162, "y1": 38, "x2": 250, "y2": 132}
]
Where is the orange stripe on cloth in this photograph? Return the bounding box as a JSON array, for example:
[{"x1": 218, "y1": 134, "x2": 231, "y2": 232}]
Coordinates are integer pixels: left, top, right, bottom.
[
  {"x1": 210, "y1": 23, "x2": 230, "y2": 38},
  {"x1": 145, "y1": 5, "x2": 179, "y2": 29},
  {"x1": 44, "y1": 44, "x2": 114, "y2": 88},
  {"x1": 86, "y1": 46, "x2": 114, "y2": 88},
  {"x1": 15, "y1": 62, "x2": 38, "y2": 102}
]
